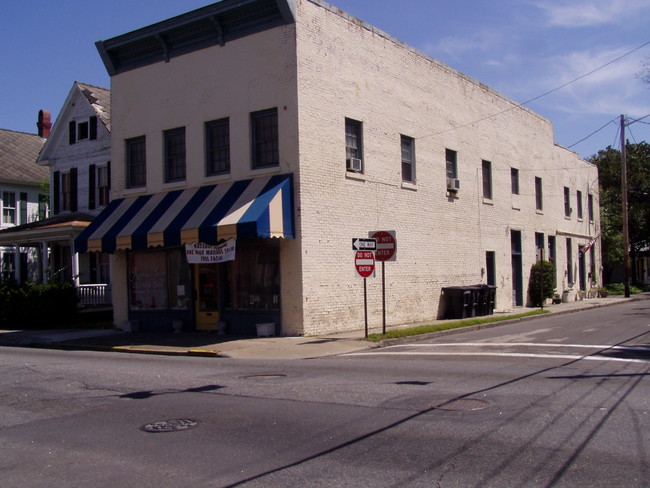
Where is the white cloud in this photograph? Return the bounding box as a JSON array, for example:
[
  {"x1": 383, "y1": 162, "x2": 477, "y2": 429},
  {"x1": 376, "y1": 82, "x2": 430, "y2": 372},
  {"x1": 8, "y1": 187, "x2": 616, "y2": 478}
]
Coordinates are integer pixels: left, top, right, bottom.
[{"x1": 531, "y1": 0, "x2": 650, "y2": 28}]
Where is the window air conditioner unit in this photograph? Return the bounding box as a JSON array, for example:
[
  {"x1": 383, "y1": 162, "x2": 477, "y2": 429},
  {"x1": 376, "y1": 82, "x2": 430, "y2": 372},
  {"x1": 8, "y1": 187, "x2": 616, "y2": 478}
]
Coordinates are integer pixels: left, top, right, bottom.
[
  {"x1": 346, "y1": 158, "x2": 362, "y2": 172},
  {"x1": 447, "y1": 178, "x2": 460, "y2": 192}
]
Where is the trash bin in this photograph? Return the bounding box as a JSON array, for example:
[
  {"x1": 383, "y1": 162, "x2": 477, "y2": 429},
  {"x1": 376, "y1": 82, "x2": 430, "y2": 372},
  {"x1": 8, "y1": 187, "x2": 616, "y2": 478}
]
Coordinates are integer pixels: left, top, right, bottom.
[{"x1": 442, "y1": 287, "x2": 473, "y2": 319}]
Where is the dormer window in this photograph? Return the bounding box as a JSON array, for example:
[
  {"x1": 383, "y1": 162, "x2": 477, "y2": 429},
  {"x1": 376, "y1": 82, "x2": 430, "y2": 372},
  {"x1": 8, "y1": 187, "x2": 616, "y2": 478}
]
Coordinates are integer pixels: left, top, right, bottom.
[{"x1": 69, "y1": 116, "x2": 98, "y2": 144}]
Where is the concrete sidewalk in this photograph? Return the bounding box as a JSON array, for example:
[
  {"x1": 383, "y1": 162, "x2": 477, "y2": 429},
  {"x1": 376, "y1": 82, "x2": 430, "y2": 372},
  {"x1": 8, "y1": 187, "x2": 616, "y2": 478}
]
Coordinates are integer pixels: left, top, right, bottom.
[{"x1": 1, "y1": 294, "x2": 646, "y2": 360}]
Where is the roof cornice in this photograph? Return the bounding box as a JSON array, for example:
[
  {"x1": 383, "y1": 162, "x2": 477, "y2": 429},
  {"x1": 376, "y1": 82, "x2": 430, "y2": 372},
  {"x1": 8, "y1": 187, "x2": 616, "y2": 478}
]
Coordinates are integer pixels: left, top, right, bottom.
[{"x1": 97, "y1": 0, "x2": 296, "y2": 76}]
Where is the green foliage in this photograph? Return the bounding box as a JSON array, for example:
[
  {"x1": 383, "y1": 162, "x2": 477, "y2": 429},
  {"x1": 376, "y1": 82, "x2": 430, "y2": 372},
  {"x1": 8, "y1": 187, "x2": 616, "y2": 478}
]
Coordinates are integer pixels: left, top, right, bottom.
[
  {"x1": 528, "y1": 260, "x2": 557, "y2": 307},
  {"x1": 605, "y1": 282, "x2": 649, "y2": 295},
  {"x1": 0, "y1": 280, "x2": 78, "y2": 328},
  {"x1": 589, "y1": 142, "x2": 650, "y2": 283},
  {"x1": 365, "y1": 310, "x2": 549, "y2": 342}
]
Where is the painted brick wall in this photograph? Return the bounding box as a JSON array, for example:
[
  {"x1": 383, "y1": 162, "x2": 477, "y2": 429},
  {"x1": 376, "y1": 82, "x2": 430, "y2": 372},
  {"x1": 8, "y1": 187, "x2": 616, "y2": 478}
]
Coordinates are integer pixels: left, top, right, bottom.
[{"x1": 293, "y1": 0, "x2": 600, "y2": 335}]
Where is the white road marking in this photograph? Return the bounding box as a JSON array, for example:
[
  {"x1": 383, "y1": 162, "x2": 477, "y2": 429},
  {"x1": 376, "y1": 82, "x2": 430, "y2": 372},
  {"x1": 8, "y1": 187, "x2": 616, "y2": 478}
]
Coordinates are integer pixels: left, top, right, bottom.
[
  {"x1": 343, "y1": 351, "x2": 649, "y2": 363},
  {"x1": 394, "y1": 343, "x2": 650, "y2": 351}
]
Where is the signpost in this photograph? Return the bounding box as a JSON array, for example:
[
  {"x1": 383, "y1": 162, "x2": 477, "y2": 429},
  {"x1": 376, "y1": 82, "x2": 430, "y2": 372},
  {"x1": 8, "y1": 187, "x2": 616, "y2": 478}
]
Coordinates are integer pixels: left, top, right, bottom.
[
  {"x1": 370, "y1": 231, "x2": 397, "y2": 334},
  {"x1": 353, "y1": 239, "x2": 376, "y2": 337}
]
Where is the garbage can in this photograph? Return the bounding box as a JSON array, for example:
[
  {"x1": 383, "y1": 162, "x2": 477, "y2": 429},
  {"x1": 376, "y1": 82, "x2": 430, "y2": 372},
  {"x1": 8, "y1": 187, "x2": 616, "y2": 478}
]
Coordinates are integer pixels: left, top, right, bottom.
[{"x1": 442, "y1": 287, "x2": 473, "y2": 319}]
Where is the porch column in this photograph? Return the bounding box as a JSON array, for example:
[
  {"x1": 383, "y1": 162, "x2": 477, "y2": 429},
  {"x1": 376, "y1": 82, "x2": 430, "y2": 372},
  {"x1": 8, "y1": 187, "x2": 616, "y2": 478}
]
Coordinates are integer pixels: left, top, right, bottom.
[
  {"x1": 13, "y1": 245, "x2": 21, "y2": 283},
  {"x1": 71, "y1": 243, "x2": 80, "y2": 287},
  {"x1": 41, "y1": 241, "x2": 49, "y2": 284}
]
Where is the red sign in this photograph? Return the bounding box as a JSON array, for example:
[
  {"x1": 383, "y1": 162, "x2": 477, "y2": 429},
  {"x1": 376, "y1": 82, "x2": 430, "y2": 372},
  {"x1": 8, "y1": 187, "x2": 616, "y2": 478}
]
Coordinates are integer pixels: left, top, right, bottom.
[
  {"x1": 355, "y1": 250, "x2": 375, "y2": 278},
  {"x1": 370, "y1": 231, "x2": 397, "y2": 262}
]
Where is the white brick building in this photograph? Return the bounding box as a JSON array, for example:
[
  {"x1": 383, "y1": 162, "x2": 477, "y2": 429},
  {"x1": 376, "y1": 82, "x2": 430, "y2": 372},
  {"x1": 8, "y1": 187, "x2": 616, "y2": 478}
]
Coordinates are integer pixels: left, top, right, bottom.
[{"x1": 78, "y1": 0, "x2": 601, "y2": 335}]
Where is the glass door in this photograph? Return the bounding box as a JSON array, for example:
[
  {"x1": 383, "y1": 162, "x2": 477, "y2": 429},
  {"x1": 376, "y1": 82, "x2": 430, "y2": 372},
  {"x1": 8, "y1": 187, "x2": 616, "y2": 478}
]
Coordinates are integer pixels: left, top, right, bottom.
[{"x1": 194, "y1": 263, "x2": 220, "y2": 330}]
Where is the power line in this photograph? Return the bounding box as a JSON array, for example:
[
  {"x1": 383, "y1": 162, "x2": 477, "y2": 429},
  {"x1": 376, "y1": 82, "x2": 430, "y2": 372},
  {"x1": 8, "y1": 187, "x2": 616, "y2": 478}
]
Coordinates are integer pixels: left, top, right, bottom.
[
  {"x1": 567, "y1": 117, "x2": 619, "y2": 149},
  {"x1": 417, "y1": 40, "x2": 650, "y2": 140}
]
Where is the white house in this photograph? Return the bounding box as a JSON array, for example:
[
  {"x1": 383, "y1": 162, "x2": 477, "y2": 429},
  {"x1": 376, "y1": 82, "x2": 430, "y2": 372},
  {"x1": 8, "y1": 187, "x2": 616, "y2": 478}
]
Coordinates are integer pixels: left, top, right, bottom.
[
  {"x1": 0, "y1": 83, "x2": 112, "y2": 306},
  {"x1": 78, "y1": 0, "x2": 601, "y2": 335},
  {"x1": 0, "y1": 126, "x2": 49, "y2": 281}
]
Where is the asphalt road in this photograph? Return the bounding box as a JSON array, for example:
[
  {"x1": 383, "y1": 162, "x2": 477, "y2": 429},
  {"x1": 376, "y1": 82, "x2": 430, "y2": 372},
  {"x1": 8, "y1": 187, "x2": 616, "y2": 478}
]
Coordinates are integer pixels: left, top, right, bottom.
[{"x1": 0, "y1": 297, "x2": 648, "y2": 487}]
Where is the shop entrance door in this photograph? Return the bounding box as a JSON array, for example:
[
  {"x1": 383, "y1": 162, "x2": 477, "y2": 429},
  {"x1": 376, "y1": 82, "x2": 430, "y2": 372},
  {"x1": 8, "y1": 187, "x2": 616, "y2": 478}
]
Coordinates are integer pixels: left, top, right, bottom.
[{"x1": 194, "y1": 263, "x2": 221, "y2": 330}]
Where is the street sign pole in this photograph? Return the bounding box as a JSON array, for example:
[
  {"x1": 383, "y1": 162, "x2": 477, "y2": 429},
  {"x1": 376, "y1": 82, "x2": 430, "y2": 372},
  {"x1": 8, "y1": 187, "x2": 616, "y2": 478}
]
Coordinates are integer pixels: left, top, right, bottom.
[
  {"x1": 364, "y1": 278, "x2": 368, "y2": 338},
  {"x1": 381, "y1": 261, "x2": 386, "y2": 334}
]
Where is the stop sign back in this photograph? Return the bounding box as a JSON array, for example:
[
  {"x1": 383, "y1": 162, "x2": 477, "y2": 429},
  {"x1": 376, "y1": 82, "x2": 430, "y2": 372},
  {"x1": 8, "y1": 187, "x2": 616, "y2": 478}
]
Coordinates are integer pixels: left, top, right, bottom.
[
  {"x1": 370, "y1": 231, "x2": 397, "y2": 262},
  {"x1": 355, "y1": 250, "x2": 375, "y2": 278}
]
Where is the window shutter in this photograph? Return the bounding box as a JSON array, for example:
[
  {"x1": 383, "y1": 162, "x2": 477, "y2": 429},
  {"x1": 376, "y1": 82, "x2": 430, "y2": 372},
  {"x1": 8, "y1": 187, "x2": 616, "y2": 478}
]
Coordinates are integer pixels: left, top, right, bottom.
[
  {"x1": 107, "y1": 161, "x2": 111, "y2": 195},
  {"x1": 89, "y1": 116, "x2": 98, "y2": 140},
  {"x1": 53, "y1": 171, "x2": 60, "y2": 214},
  {"x1": 88, "y1": 164, "x2": 96, "y2": 210},
  {"x1": 70, "y1": 167, "x2": 78, "y2": 212},
  {"x1": 69, "y1": 121, "x2": 76, "y2": 145}
]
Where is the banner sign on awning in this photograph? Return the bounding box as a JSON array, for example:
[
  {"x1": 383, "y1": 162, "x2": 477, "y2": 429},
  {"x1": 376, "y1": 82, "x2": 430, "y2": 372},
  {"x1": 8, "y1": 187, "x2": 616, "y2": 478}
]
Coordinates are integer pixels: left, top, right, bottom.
[{"x1": 185, "y1": 239, "x2": 236, "y2": 264}]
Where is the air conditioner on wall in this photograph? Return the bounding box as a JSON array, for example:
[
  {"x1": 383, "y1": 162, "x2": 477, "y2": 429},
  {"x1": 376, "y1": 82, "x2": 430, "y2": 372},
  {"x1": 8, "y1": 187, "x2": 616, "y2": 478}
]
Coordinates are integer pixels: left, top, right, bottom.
[
  {"x1": 447, "y1": 178, "x2": 460, "y2": 192},
  {"x1": 346, "y1": 158, "x2": 362, "y2": 172}
]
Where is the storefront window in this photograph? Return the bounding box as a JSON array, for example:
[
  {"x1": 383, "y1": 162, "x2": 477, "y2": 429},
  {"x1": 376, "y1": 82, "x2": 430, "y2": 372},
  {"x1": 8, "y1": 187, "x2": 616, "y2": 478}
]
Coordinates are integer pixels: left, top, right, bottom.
[
  {"x1": 226, "y1": 239, "x2": 279, "y2": 310},
  {"x1": 129, "y1": 249, "x2": 190, "y2": 311}
]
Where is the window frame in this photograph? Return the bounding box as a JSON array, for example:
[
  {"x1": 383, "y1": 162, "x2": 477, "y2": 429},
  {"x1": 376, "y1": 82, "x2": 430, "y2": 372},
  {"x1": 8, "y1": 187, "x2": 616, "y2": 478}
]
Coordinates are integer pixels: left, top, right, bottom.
[
  {"x1": 2, "y1": 192, "x2": 16, "y2": 225},
  {"x1": 446, "y1": 149, "x2": 458, "y2": 180},
  {"x1": 564, "y1": 186, "x2": 571, "y2": 217},
  {"x1": 164, "y1": 127, "x2": 186, "y2": 183},
  {"x1": 126, "y1": 136, "x2": 146, "y2": 189},
  {"x1": 535, "y1": 177, "x2": 543, "y2": 211},
  {"x1": 97, "y1": 164, "x2": 110, "y2": 207},
  {"x1": 511, "y1": 167, "x2": 519, "y2": 195},
  {"x1": 345, "y1": 118, "x2": 363, "y2": 172},
  {"x1": 482, "y1": 159, "x2": 493, "y2": 200},
  {"x1": 400, "y1": 135, "x2": 415, "y2": 183},
  {"x1": 576, "y1": 190, "x2": 583, "y2": 220},
  {"x1": 251, "y1": 108, "x2": 279, "y2": 170},
  {"x1": 588, "y1": 193, "x2": 594, "y2": 221},
  {"x1": 61, "y1": 172, "x2": 72, "y2": 212},
  {"x1": 205, "y1": 117, "x2": 230, "y2": 176}
]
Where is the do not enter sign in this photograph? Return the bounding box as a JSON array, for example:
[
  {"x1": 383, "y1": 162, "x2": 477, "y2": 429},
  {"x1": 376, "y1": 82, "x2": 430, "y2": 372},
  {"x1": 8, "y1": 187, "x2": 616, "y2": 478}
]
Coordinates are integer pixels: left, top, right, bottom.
[
  {"x1": 370, "y1": 231, "x2": 397, "y2": 262},
  {"x1": 355, "y1": 250, "x2": 375, "y2": 278}
]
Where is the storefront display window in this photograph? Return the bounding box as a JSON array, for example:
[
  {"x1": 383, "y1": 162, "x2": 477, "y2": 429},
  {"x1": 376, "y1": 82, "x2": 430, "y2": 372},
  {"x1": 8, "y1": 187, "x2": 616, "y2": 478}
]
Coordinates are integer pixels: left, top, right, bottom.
[
  {"x1": 129, "y1": 249, "x2": 191, "y2": 311},
  {"x1": 226, "y1": 239, "x2": 280, "y2": 310}
]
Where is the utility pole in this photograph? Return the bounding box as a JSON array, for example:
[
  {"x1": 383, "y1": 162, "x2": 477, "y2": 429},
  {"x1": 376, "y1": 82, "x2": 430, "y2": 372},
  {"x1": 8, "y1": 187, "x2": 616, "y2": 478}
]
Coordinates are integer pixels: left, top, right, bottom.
[{"x1": 620, "y1": 114, "x2": 631, "y2": 298}]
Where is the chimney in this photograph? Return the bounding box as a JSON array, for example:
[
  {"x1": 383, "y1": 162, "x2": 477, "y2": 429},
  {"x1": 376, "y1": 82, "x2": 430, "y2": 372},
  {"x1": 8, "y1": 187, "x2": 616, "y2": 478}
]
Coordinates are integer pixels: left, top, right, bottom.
[{"x1": 37, "y1": 109, "x2": 52, "y2": 138}]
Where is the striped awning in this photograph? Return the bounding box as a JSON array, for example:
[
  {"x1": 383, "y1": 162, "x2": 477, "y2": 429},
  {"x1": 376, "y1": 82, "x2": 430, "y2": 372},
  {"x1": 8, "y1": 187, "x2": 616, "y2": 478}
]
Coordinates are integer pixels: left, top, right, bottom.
[{"x1": 74, "y1": 174, "x2": 293, "y2": 253}]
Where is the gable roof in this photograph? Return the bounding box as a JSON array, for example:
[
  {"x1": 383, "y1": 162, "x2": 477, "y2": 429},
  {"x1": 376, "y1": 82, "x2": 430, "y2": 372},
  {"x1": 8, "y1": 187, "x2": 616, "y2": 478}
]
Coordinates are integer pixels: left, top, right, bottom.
[
  {"x1": 38, "y1": 82, "x2": 111, "y2": 164},
  {"x1": 76, "y1": 82, "x2": 111, "y2": 132},
  {"x1": 0, "y1": 129, "x2": 49, "y2": 184}
]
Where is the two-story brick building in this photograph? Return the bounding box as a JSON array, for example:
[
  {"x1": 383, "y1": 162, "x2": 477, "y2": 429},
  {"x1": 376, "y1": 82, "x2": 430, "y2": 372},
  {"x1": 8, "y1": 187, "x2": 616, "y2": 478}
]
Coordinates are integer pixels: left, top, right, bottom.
[{"x1": 77, "y1": 0, "x2": 601, "y2": 335}]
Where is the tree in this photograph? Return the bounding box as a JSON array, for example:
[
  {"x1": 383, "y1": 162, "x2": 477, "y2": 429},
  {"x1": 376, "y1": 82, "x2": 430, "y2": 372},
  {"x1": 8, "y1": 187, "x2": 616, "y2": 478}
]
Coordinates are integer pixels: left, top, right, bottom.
[
  {"x1": 528, "y1": 260, "x2": 556, "y2": 307},
  {"x1": 589, "y1": 142, "x2": 650, "y2": 284}
]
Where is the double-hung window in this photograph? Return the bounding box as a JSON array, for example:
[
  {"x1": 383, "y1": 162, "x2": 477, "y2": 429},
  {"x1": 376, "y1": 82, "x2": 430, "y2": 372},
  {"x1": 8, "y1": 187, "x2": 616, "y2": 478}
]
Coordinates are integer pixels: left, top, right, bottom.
[
  {"x1": 206, "y1": 118, "x2": 230, "y2": 175},
  {"x1": 164, "y1": 127, "x2": 186, "y2": 183},
  {"x1": 446, "y1": 149, "x2": 457, "y2": 180},
  {"x1": 2, "y1": 192, "x2": 16, "y2": 224},
  {"x1": 535, "y1": 177, "x2": 543, "y2": 211},
  {"x1": 401, "y1": 135, "x2": 415, "y2": 183},
  {"x1": 61, "y1": 172, "x2": 72, "y2": 211},
  {"x1": 251, "y1": 108, "x2": 279, "y2": 169},
  {"x1": 576, "y1": 190, "x2": 583, "y2": 220},
  {"x1": 97, "y1": 165, "x2": 110, "y2": 207},
  {"x1": 511, "y1": 168, "x2": 519, "y2": 195},
  {"x1": 126, "y1": 136, "x2": 146, "y2": 188},
  {"x1": 588, "y1": 193, "x2": 594, "y2": 221},
  {"x1": 564, "y1": 187, "x2": 571, "y2": 217},
  {"x1": 345, "y1": 118, "x2": 363, "y2": 172},
  {"x1": 482, "y1": 160, "x2": 492, "y2": 200}
]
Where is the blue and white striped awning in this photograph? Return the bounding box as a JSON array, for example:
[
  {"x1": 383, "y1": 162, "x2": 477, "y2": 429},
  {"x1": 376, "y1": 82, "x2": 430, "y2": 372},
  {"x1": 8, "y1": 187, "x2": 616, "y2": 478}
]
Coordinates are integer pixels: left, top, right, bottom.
[{"x1": 74, "y1": 174, "x2": 293, "y2": 253}]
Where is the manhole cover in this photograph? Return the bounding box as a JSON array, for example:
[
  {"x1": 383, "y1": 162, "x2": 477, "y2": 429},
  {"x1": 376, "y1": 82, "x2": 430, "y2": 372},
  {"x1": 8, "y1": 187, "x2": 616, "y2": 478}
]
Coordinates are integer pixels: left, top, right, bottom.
[
  {"x1": 140, "y1": 419, "x2": 200, "y2": 433},
  {"x1": 241, "y1": 374, "x2": 287, "y2": 380},
  {"x1": 431, "y1": 398, "x2": 490, "y2": 411}
]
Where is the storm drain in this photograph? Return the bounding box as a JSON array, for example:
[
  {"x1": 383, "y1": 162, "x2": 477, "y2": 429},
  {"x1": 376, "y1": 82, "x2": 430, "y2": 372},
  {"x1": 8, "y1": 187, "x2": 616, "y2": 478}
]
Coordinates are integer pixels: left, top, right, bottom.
[
  {"x1": 140, "y1": 419, "x2": 200, "y2": 433},
  {"x1": 430, "y1": 398, "x2": 490, "y2": 411}
]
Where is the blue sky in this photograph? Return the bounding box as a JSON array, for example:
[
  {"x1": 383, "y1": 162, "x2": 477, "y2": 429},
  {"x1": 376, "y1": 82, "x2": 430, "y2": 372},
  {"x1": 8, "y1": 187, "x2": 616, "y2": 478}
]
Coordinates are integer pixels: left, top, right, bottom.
[{"x1": 1, "y1": 0, "x2": 648, "y2": 160}]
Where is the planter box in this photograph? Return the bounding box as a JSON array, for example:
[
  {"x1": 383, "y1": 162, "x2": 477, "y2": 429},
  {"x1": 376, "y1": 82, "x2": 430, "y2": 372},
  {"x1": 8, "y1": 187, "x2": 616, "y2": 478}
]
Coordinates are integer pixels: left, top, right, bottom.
[{"x1": 256, "y1": 322, "x2": 275, "y2": 337}]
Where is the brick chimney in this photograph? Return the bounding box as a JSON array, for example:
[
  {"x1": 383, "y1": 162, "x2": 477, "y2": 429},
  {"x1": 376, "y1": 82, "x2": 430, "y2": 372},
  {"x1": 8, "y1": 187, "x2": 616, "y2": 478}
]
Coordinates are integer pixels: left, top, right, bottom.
[{"x1": 37, "y1": 109, "x2": 52, "y2": 138}]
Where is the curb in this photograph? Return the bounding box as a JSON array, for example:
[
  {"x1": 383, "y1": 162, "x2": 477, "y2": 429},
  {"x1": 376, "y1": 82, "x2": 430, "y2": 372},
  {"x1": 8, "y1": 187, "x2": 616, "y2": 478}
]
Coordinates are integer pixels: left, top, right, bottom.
[{"x1": 372, "y1": 295, "x2": 643, "y2": 349}]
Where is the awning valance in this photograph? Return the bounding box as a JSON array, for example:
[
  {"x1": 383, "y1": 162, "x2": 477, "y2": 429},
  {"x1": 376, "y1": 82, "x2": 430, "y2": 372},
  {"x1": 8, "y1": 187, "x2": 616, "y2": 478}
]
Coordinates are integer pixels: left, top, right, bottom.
[{"x1": 74, "y1": 174, "x2": 293, "y2": 253}]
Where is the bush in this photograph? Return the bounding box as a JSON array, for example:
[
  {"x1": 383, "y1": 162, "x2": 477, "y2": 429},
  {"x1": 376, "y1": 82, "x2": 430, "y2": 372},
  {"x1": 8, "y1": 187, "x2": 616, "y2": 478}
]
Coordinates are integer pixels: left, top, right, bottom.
[
  {"x1": 528, "y1": 260, "x2": 557, "y2": 307},
  {"x1": 0, "y1": 280, "x2": 78, "y2": 328},
  {"x1": 605, "y1": 283, "x2": 650, "y2": 295}
]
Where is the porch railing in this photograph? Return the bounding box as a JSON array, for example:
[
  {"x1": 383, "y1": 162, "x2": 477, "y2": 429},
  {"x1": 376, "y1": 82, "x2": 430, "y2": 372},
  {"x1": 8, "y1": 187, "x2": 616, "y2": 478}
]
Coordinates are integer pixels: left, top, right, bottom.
[{"x1": 77, "y1": 284, "x2": 112, "y2": 306}]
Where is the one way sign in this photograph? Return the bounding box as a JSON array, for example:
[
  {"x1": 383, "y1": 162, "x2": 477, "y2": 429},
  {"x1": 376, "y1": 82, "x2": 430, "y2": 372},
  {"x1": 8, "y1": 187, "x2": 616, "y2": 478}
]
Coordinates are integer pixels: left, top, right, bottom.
[{"x1": 352, "y1": 238, "x2": 376, "y2": 251}]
